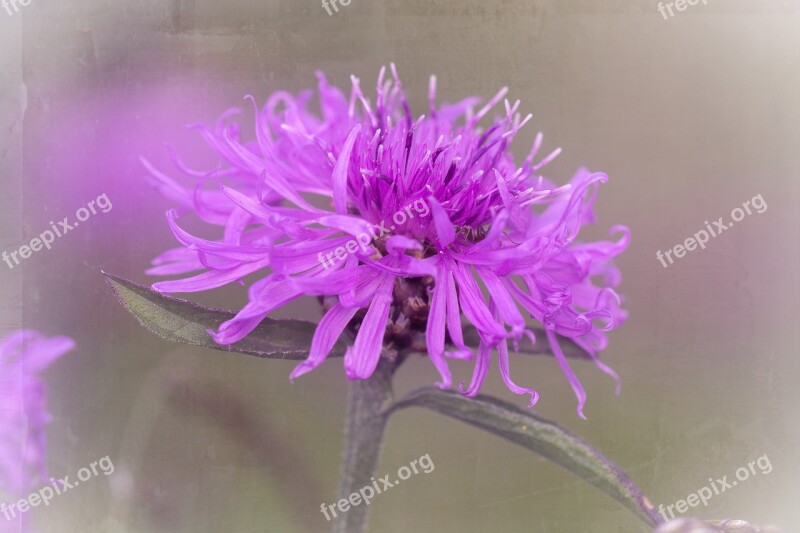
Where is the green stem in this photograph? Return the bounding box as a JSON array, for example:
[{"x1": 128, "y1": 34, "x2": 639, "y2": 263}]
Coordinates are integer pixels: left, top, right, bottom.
[{"x1": 332, "y1": 358, "x2": 397, "y2": 533}]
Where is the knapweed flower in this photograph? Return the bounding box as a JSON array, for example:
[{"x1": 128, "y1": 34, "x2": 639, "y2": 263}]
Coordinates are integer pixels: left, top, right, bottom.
[
  {"x1": 145, "y1": 65, "x2": 629, "y2": 418},
  {"x1": 0, "y1": 330, "x2": 73, "y2": 523}
]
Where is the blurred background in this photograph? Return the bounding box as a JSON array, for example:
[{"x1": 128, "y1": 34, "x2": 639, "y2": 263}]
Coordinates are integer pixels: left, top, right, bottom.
[{"x1": 1, "y1": 0, "x2": 798, "y2": 531}]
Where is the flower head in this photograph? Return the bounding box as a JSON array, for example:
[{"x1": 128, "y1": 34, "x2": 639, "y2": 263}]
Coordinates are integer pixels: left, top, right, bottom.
[
  {"x1": 0, "y1": 330, "x2": 73, "y2": 507},
  {"x1": 146, "y1": 66, "x2": 629, "y2": 418}
]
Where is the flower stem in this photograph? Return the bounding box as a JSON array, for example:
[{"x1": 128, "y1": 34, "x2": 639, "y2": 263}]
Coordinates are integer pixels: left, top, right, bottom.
[{"x1": 332, "y1": 357, "x2": 397, "y2": 533}]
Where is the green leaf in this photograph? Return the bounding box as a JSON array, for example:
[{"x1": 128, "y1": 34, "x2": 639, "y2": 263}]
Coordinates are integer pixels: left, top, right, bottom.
[
  {"x1": 389, "y1": 388, "x2": 661, "y2": 527},
  {"x1": 102, "y1": 272, "x2": 345, "y2": 360}
]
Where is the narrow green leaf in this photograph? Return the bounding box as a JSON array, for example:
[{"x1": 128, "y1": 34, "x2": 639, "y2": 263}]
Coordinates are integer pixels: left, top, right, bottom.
[
  {"x1": 102, "y1": 271, "x2": 345, "y2": 360},
  {"x1": 389, "y1": 388, "x2": 661, "y2": 527}
]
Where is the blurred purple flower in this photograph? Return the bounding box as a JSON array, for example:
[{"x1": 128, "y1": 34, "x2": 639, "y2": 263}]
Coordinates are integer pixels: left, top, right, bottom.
[
  {"x1": 145, "y1": 66, "x2": 629, "y2": 418},
  {"x1": 0, "y1": 330, "x2": 73, "y2": 527}
]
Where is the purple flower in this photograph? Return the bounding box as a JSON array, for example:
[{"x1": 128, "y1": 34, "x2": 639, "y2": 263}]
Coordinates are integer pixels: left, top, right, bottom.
[
  {"x1": 146, "y1": 66, "x2": 629, "y2": 418},
  {"x1": 0, "y1": 330, "x2": 73, "y2": 514}
]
